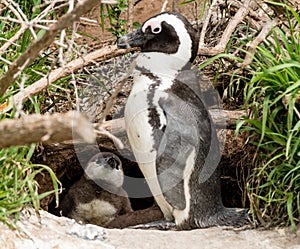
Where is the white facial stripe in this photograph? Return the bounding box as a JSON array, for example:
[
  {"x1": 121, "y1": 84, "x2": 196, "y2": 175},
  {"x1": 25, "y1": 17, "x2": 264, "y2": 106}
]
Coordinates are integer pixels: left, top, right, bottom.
[{"x1": 142, "y1": 13, "x2": 192, "y2": 63}]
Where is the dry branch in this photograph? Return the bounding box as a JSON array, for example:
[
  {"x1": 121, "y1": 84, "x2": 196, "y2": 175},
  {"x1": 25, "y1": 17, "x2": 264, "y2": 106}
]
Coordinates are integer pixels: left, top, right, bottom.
[
  {"x1": 0, "y1": 0, "x2": 27, "y2": 56},
  {"x1": 101, "y1": 109, "x2": 247, "y2": 134},
  {"x1": 9, "y1": 46, "x2": 137, "y2": 110},
  {"x1": 0, "y1": 0, "x2": 116, "y2": 97},
  {"x1": 199, "y1": 0, "x2": 219, "y2": 47},
  {"x1": 127, "y1": 0, "x2": 134, "y2": 32},
  {"x1": 107, "y1": 206, "x2": 164, "y2": 229},
  {"x1": 198, "y1": 0, "x2": 252, "y2": 56},
  {"x1": 172, "y1": 0, "x2": 178, "y2": 12},
  {"x1": 0, "y1": 111, "x2": 95, "y2": 149},
  {"x1": 240, "y1": 18, "x2": 279, "y2": 67}
]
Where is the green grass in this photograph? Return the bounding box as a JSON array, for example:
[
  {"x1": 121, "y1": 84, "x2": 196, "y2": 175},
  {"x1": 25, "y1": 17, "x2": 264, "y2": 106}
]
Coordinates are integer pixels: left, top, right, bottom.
[
  {"x1": 0, "y1": 1, "x2": 64, "y2": 226},
  {"x1": 100, "y1": 0, "x2": 129, "y2": 37},
  {"x1": 0, "y1": 144, "x2": 60, "y2": 227},
  {"x1": 199, "y1": 3, "x2": 300, "y2": 228},
  {"x1": 236, "y1": 4, "x2": 300, "y2": 228}
]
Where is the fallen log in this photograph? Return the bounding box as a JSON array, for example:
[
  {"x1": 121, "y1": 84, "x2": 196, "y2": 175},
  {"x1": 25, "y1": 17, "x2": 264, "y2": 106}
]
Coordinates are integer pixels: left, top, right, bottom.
[
  {"x1": 0, "y1": 109, "x2": 246, "y2": 149},
  {"x1": 107, "y1": 206, "x2": 164, "y2": 229},
  {"x1": 0, "y1": 111, "x2": 95, "y2": 149},
  {"x1": 101, "y1": 109, "x2": 247, "y2": 135}
]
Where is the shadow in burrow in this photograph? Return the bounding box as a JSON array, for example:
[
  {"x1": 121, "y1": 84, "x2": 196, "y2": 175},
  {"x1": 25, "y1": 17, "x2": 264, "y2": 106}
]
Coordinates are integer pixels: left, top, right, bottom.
[{"x1": 32, "y1": 131, "x2": 251, "y2": 229}]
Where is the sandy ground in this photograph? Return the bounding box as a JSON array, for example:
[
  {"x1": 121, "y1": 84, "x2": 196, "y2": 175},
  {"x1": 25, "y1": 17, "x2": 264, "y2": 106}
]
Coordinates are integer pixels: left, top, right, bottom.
[{"x1": 1, "y1": 209, "x2": 300, "y2": 249}]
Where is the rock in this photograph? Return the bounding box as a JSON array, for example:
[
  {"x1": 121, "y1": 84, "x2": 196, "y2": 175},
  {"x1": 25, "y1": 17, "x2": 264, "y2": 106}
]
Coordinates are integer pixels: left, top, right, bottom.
[
  {"x1": 66, "y1": 220, "x2": 107, "y2": 240},
  {"x1": 107, "y1": 226, "x2": 300, "y2": 249},
  {"x1": 1, "y1": 208, "x2": 300, "y2": 249},
  {"x1": 1, "y1": 209, "x2": 113, "y2": 249}
]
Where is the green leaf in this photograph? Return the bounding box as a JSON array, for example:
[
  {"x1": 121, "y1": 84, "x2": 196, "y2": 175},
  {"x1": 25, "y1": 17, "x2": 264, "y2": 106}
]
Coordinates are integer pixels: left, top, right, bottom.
[{"x1": 287, "y1": 192, "x2": 296, "y2": 229}]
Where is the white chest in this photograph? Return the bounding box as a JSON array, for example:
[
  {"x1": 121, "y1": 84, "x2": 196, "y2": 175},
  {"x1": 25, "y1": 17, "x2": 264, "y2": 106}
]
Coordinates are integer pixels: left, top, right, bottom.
[
  {"x1": 124, "y1": 73, "x2": 160, "y2": 164},
  {"x1": 124, "y1": 72, "x2": 175, "y2": 220}
]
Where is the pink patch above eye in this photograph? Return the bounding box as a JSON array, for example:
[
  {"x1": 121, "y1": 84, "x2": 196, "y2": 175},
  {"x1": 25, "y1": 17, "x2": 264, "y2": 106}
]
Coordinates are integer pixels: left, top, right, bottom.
[{"x1": 142, "y1": 19, "x2": 161, "y2": 34}]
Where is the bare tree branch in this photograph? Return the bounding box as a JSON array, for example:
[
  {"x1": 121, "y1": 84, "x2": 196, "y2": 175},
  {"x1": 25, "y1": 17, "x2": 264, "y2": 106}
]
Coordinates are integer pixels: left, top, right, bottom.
[
  {"x1": 240, "y1": 18, "x2": 279, "y2": 67},
  {"x1": 5, "y1": 46, "x2": 137, "y2": 112},
  {"x1": 101, "y1": 109, "x2": 247, "y2": 135},
  {"x1": 107, "y1": 206, "x2": 164, "y2": 229},
  {"x1": 0, "y1": 111, "x2": 95, "y2": 149},
  {"x1": 198, "y1": 0, "x2": 252, "y2": 56},
  {"x1": 0, "y1": 0, "x2": 117, "y2": 97}
]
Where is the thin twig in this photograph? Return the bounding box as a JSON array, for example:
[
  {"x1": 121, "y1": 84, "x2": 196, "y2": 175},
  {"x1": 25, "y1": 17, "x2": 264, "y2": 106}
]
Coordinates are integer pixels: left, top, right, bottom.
[
  {"x1": 161, "y1": 0, "x2": 169, "y2": 12},
  {"x1": 172, "y1": 0, "x2": 178, "y2": 12},
  {"x1": 240, "y1": 18, "x2": 279, "y2": 68},
  {"x1": 0, "y1": 0, "x2": 27, "y2": 55},
  {"x1": 127, "y1": 0, "x2": 134, "y2": 32},
  {"x1": 0, "y1": 46, "x2": 137, "y2": 113},
  {"x1": 3, "y1": 0, "x2": 25, "y2": 24},
  {"x1": 0, "y1": 0, "x2": 109, "y2": 97},
  {"x1": 9, "y1": 0, "x2": 37, "y2": 39},
  {"x1": 199, "y1": 0, "x2": 219, "y2": 47},
  {"x1": 198, "y1": 0, "x2": 252, "y2": 56},
  {"x1": 59, "y1": 0, "x2": 75, "y2": 67},
  {"x1": 0, "y1": 56, "x2": 12, "y2": 65},
  {"x1": 97, "y1": 76, "x2": 130, "y2": 125},
  {"x1": 94, "y1": 126, "x2": 124, "y2": 149}
]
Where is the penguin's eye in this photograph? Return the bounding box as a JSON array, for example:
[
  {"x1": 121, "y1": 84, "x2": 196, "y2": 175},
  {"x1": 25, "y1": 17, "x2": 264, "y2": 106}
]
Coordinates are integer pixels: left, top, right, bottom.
[
  {"x1": 106, "y1": 157, "x2": 119, "y2": 170},
  {"x1": 152, "y1": 26, "x2": 161, "y2": 34}
]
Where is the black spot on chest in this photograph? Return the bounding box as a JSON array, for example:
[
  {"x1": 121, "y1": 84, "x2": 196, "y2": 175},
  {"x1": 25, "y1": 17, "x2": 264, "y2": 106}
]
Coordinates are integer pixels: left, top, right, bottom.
[{"x1": 148, "y1": 108, "x2": 160, "y2": 129}]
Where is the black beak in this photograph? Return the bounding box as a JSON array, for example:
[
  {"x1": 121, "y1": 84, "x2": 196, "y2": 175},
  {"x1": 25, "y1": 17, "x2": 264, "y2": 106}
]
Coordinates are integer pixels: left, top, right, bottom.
[{"x1": 117, "y1": 29, "x2": 146, "y2": 49}]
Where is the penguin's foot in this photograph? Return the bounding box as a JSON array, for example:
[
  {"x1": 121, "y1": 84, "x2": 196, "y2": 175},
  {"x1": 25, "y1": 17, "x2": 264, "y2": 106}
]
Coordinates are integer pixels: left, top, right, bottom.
[
  {"x1": 129, "y1": 220, "x2": 176, "y2": 230},
  {"x1": 213, "y1": 208, "x2": 250, "y2": 228},
  {"x1": 178, "y1": 208, "x2": 250, "y2": 230}
]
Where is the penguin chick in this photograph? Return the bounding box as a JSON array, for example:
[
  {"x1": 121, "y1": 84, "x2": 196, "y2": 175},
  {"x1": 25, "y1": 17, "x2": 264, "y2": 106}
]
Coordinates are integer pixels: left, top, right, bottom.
[
  {"x1": 117, "y1": 12, "x2": 248, "y2": 229},
  {"x1": 60, "y1": 152, "x2": 132, "y2": 227}
]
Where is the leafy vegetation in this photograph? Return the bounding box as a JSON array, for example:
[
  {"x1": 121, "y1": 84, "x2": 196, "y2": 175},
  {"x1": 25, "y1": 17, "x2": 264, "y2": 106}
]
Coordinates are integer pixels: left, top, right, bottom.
[
  {"x1": 100, "y1": 0, "x2": 129, "y2": 37},
  {"x1": 0, "y1": 145, "x2": 60, "y2": 226},
  {"x1": 235, "y1": 5, "x2": 300, "y2": 228},
  {"x1": 0, "y1": 0, "x2": 63, "y2": 226},
  {"x1": 198, "y1": 2, "x2": 299, "y2": 228},
  {"x1": 0, "y1": 0, "x2": 130, "y2": 227}
]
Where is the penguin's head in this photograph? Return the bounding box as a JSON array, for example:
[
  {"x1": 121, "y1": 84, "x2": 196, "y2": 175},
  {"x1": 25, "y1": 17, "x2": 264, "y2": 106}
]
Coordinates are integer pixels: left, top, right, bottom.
[
  {"x1": 84, "y1": 152, "x2": 124, "y2": 189},
  {"x1": 118, "y1": 12, "x2": 199, "y2": 63}
]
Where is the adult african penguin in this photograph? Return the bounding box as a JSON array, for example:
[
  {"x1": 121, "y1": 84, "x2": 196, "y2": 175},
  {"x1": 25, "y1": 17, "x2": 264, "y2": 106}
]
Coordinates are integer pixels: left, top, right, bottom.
[{"x1": 117, "y1": 12, "x2": 247, "y2": 229}]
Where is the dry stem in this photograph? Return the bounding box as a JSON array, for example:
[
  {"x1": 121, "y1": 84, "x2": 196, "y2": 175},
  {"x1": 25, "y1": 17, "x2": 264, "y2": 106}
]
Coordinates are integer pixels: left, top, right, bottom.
[
  {"x1": 240, "y1": 18, "x2": 279, "y2": 67},
  {"x1": 127, "y1": 0, "x2": 134, "y2": 32},
  {"x1": 198, "y1": 0, "x2": 253, "y2": 56},
  {"x1": 6, "y1": 46, "x2": 137, "y2": 111},
  {"x1": 0, "y1": 0, "x2": 115, "y2": 97},
  {"x1": 101, "y1": 109, "x2": 247, "y2": 135},
  {"x1": 199, "y1": 0, "x2": 219, "y2": 47},
  {"x1": 0, "y1": 111, "x2": 95, "y2": 149}
]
